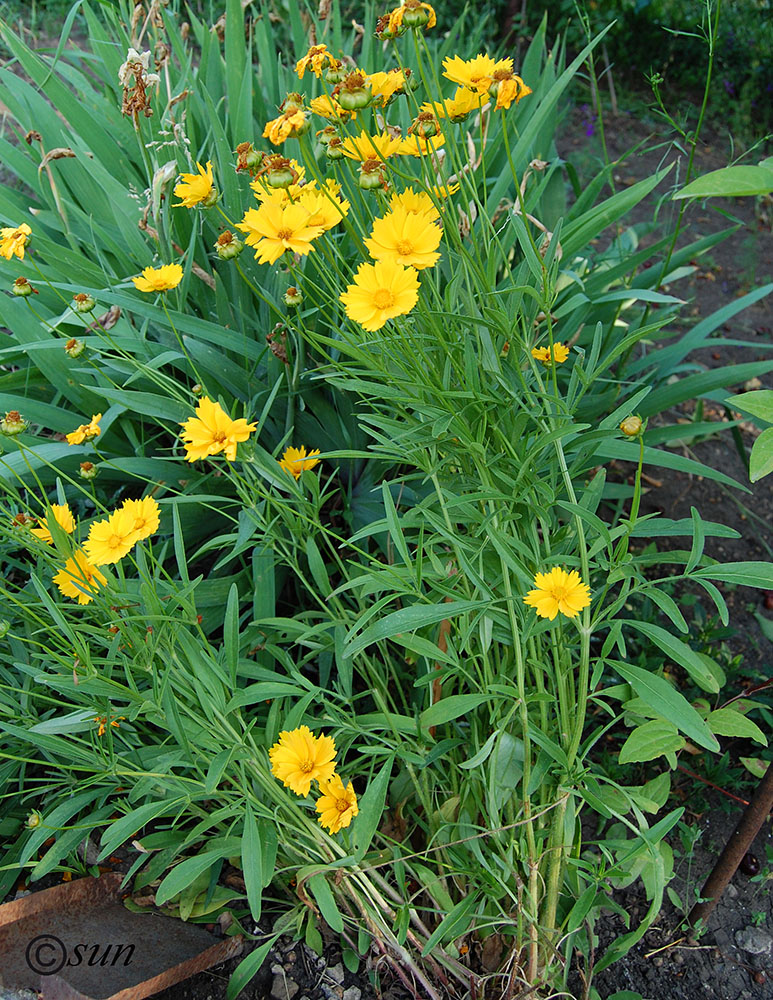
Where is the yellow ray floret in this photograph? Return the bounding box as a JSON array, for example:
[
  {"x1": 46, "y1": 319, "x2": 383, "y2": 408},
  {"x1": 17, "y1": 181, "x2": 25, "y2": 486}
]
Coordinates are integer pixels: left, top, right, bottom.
[
  {"x1": 179, "y1": 396, "x2": 257, "y2": 463},
  {"x1": 84, "y1": 506, "x2": 141, "y2": 566},
  {"x1": 421, "y1": 86, "x2": 484, "y2": 121},
  {"x1": 30, "y1": 504, "x2": 76, "y2": 545},
  {"x1": 132, "y1": 263, "x2": 183, "y2": 292},
  {"x1": 367, "y1": 69, "x2": 409, "y2": 106},
  {"x1": 296, "y1": 43, "x2": 341, "y2": 79},
  {"x1": 237, "y1": 201, "x2": 325, "y2": 264},
  {"x1": 263, "y1": 109, "x2": 308, "y2": 145},
  {"x1": 316, "y1": 774, "x2": 359, "y2": 833},
  {"x1": 340, "y1": 259, "x2": 420, "y2": 332},
  {"x1": 365, "y1": 206, "x2": 442, "y2": 270},
  {"x1": 523, "y1": 567, "x2": 591, "y2": 621},
  {"x1": 397, "y1": 133, "x2": 445, "y2": 157},
  {"x1": 53, "y1": 549, "x2": 107, "y2": 605},
  {"x1": 269, "y1": 725, "x2": 337, "y2": 797}
]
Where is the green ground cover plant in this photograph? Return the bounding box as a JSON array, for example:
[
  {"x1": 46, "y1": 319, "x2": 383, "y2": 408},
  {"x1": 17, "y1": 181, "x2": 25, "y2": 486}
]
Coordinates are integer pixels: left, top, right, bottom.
[{"x1": 0, "y1": 2, "x2": 771, "y2": 997}]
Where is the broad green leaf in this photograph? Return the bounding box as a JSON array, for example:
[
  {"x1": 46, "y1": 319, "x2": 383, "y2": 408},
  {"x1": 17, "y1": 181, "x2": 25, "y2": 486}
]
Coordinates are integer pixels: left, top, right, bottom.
[
  {"x1": 624, "y1": 621, "x2": 721, "y2": 693},
  {"x1": 351, "y1": 756, "x2": 393, "y2": 861},
  {"x1": 740, "y1": 757, "x2": 769, "y2": 778},
  {"x1": 344, "y1": 600, "x2": 486, "y2": 658},
  {"x1": 693, "y1": 561, "x2": 773, "y2": 590},
  {"x1": 242, "y1": 806, "x2": 263, "y2": 922},
  {"x1": 226, "y1": 936, "x2": 279, "y2": 1000},
  {"x1": 155, "y1": 845, "x2": 239, "y2": 905},
  {"x1": 674, "y1": 165, "x2": 773, "y2": 199},
  {"x1": 420, "y1": 694, "x2": 493, "y2": 730},
  {"x1": 750, "y1": 427, "x2": 773, "y2": 482},
  {"x1": 309, "y1": 874, "x2": 344, "y2": 933},
  {"x1": 421, "y1": 892, "x2": 479, "y2": 955},
  {"x1": 708, "y1": 708, "x2": 768, "y2": 746},
  {"x1": 730, "y1": 390, "x2": 773, "y2": 424},
  {"x1": 98, "y1": 798, "x2": 189, "y2": 862},
  {"x1": 612, "y1": 662, "x2": 718, "y2": 751},
  {"x1": 619, "y1": 721, "x2": 685, "y2": 764}
]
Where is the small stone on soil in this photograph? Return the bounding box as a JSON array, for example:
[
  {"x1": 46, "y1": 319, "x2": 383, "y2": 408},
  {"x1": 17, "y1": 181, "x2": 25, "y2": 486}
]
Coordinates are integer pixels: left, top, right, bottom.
[
  {"x1": 270, "y1": 975, "x2": 300, "y2": 1000},
  {"x1": 326, "y1": 963, "x2": 345, "y2": 984},
  {"x1": 734, "y1": 926, "x2": 773, "y2": 955}
]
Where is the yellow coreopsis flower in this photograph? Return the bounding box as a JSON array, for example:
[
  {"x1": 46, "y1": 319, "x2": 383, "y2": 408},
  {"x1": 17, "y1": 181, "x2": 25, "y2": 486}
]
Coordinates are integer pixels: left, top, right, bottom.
[
  {"x1": 367, "y1": 69, "x2": 409, "y2": 106},
  {"x1": 339, "y1": 130, "x2": 404, "y2": 161},
  {"x1": 53, "y1": 549, "x2": 107, "y2": 605},
  {"x1": 30, "y1": 504, "x2": 76, "y2": 545},
  {"x1": 84, "y1": 506, "x2": 140, "y2": 566},
  {"x1": 263, "y1": 108, "x2": 309, "y2": 145},
  {"x1": 120, "y1": 495, "x2": 161, "y2": 542},
  {"x1": 389, "y1": 187, "x2": 440, "y2": 222},
  {"x1": 309, "y1": 94, "x2": 354, "y2": 122},
  {"x1": 237, "y1": 201, "x2": 325, "y2": 265},
  {"x1": 365, "y1": 207, "x2": 442, "y2": 270},
  {"x1": 173, "y1": 161, "x2": 217, "y2": 208},
  {"x1": 66, "y1": 413, "x2": 102, "y2": 446},
  {"x1": 296, "y1": 43, "x2": 341, "y2": 79},
  {"x1": 396, "y1": 133, "x2": 445, "y2": 157},
  {"x1": 421, "y1": 86, "x2": 484, "y2": 121},
  {"x1": 179, "y1": 396, "x2": 257, "y2": 463},
  {"x1": 297, "y1": 185, "x2": 350, "y2": 231},
  {"x1": 523, "y1": 567, "x2": 591, "y2": 621},
  {"x1": 0, "y1": 222, "x2": 31, "y2": 260},
  {"x1": 132, "y1": 263, "x2": 183, "y2": 293},
  {"x1": 340, "y1": 259, "x2": 420, "y2": 331},
  {"x1": 442, "y1": 54, "x2": 512, "y2": 94},
  {"x1": 532, "y1": 343, "x2": 570, "y2": 365},
  {"x1": 316, "y1": 774, "x2": 359, "y2": 834},
  {"x1": 269, "y1": 725, "x2": 337, "y2": 797},
  {"x1": 279, "y1": 445, "x2": 322, "y2": 479}
]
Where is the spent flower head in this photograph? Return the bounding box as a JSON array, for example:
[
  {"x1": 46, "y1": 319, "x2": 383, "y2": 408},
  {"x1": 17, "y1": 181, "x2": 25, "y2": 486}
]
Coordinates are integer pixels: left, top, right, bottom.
[
  {"x1": 66, "y1": 413, "x2": 102, "y2": 446},
  {"x1": 279, "y1": 445, "x2": 321, "y2": 479}
]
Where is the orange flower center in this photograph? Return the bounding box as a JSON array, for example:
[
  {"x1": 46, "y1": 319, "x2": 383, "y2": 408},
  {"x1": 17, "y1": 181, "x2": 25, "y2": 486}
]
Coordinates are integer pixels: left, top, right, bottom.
[
  {"x1": 396, "y1": 239, "x2": 413, "y2": 256},
  {"x1": 373, "y1": 288, "x2": 395, "y2": 310},
  {"x1": 134, "y1": 518, "x2": 146, "y2": 530},
  {"x1": 299, "y1": 760, "x2": 315, "y2": 773},
  {"x1": 108, "y1": 534, "x2": 122, "y2": 549},
  {"x1": 212, "y1": 430, "x2": 227, "y2": 443},
  {"x1": 336, "y1": 797, "x2": 350, "y2": 812},
  {"x1": 277, "y1": 228, "x2": 293, "y2": 241}
]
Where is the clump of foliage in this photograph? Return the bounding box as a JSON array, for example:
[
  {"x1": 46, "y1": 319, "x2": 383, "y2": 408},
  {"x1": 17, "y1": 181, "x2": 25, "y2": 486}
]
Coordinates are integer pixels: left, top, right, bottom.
[{"x1": 0, "y1": 2, "x2": 771, "y2": 998}]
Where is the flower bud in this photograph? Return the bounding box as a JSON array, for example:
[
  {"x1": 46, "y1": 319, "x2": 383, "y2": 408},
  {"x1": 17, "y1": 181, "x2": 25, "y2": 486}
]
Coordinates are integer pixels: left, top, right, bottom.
[
  {"x1": 325, "y1": 65, "x2": 347, "y2": 85},
  {"x1": 1, "y1": 410, "x2": 27, "y2": 436},
  {"x1": 358, "y1": 159, "x2": 387, "y2": 190},
  {"x1": 26, "y1": 810, "x2": 42, "y2": 829},
  {"x1": 316, "y1": 126, "x2": 338, "y2": 148},
  {"x1": 72, "y1": 292, "x2": 96, "y2": 313},
  {"x1": 326, "y1": 138, "x2": 345, "y2": 160},
  {"x1": 64, "y1": 338, "x2": 85, "y2": 359},
  {"x1": 235, "y1": 141, "x2": 261, "y2": 174},
  {"x1": 12, "y1": 277, "x2": 34, "y2": 297},
  {"x1": 409, "y1": 112, "x2": 440, "y2": 139},
  {"x1": 620, "y1": 415, "x2": 643, "y2": 437},
  {"x1": 191, "y1": 383, "x2": 203, "y2": 396},
  {"x1": 283, "y1": 286, "x2": 303, "y2": 308},
  {"x1": 78, "y1": 461, "x2": 98, "y2": 480},
  {"x1": 0, "y1": 620, "x2": 9, "y2": 639},
  {"x1": 265, "y1": 166, "x2": 296, "y2": 188},
  {"x1": 214, "y1": 231, "x2": 244, "y2": 260},
  {"x1": 337, "y1": 72, "x2": 372, "y2": 111},
  {"x1": 403, "y1": 2, "x2": 431, "y2": 27}
]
